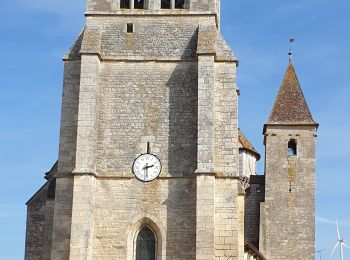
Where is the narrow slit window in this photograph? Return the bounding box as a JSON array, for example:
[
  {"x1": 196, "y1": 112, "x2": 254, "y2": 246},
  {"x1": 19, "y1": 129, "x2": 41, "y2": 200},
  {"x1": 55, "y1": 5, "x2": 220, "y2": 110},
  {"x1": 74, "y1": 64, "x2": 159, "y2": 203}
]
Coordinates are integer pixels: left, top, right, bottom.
[
  {"x1": 134, "y1": 0, "x2": 144, "y2": 9},
  {"x1": 288, "y1": 139, "x2": 297, "y2": 156},
  {"x1": 136, "y1": 226, "x2": 156, "y2": 260},
  {"x1": 161, "y1": 0, "x2": 171, "y2": 9},
  {"x1": 121, "y1": 0, "x2": 131, "y2": 9},
  {"x1": 127, "y1": 23, "x2": 134, "y2": 33},
  {"x1": 175, "y1": 0, "x2": 185, "y2": 9}
]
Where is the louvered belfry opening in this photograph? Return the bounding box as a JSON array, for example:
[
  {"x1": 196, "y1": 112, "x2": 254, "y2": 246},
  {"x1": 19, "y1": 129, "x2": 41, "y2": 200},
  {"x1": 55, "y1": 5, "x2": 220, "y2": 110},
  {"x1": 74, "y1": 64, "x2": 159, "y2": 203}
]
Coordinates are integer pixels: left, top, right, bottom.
[
  {"x1": 134, "y1": 0, "x2": 144, "y2": 9},
  {"x1": 136, "y1": 226, "x2": 156, "y2": 260},
  {"x1": 175, "y1": 0, "x2": 185, "y2": 8},
  {"x1": 121, "y1": 0, "x2": 130, "y2": 8},
  {"x1": 161, "y1": 0, "x2": 171, "y2": 9}
]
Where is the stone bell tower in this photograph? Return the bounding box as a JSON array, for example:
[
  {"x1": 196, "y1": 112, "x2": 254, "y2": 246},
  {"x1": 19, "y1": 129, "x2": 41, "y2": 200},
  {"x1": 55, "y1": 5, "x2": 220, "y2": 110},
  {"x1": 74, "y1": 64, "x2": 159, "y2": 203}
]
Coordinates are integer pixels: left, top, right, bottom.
[
  {"x1": 260, "y1": 62, "x2": 318, "y2": 260},
  {"x1": 25, "y1": 0, "x2": 245, "y2": 259}
]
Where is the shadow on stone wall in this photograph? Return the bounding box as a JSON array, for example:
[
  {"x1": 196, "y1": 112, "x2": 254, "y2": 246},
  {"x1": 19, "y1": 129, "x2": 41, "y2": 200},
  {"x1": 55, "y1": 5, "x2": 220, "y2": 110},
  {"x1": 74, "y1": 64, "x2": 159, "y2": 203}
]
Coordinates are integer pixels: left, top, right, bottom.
[
  {"x1": 166, "y1": 60, "x2": 198, "y2": 258},
  {"x1": 167, "y1": 63, "x2": 198, "y2": 177}
]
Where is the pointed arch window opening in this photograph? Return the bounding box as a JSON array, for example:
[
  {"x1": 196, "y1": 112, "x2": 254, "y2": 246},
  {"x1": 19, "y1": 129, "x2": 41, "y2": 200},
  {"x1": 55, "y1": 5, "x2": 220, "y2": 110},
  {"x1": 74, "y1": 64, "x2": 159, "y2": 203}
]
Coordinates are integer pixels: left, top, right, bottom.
[
  {"x1": 135, "y1": 226, "x2": 157, "y2": 260},
  {"x1": 288, "y1": 139, "x2": 297, "y2": 156}
]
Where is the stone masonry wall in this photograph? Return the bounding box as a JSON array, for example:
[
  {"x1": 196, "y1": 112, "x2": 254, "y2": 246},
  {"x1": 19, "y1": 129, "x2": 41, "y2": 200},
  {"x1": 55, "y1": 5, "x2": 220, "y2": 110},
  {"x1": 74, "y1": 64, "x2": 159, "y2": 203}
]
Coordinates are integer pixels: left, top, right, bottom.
[
  {"x1": 214, "y1": 63, "x2": 238, "y2": 176},
  {"x1": 57, "y1": 60, "x2": 81, "y2": 174},
  {"x1": 214, "y1": 179, "x2": 242, "y2": 260},
  {"x1": 85, "y1": 16, "x2": 215, "y2": 61},
  {"x1": 196, "y1": 174, "x2": 215, "y2": 259},
  {"x1": 262, "y1": 126, "x2": 316, "y2": 260},
  {"x1": 25, "y1": 185, "x2": 47, "y2": 260},
  {"x1": 50, "y1": 177, "x2": 74, "y2": 259},
  {"x1": 245, "y1": 181, "x2": 265, "y2": 248},
  {"x1": 96, "y1": 61, "x2": 198, "y2": 177},
  {"x1": 41, "y1": 197, "x2": 55, "y2": 260},
  {"x1": 92, "y1": 177, "x2": 196, "y2": 259},
  {"x1": 86, "y1": 0, "x2": 219, "y2": 12}
]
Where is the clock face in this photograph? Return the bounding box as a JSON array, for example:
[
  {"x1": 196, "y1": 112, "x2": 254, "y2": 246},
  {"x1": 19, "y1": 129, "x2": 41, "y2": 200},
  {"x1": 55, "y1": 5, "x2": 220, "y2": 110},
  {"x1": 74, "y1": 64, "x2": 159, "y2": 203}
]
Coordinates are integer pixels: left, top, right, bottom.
[{"x1": 132, "y1": 153, "x2": 162, "y2": 182}]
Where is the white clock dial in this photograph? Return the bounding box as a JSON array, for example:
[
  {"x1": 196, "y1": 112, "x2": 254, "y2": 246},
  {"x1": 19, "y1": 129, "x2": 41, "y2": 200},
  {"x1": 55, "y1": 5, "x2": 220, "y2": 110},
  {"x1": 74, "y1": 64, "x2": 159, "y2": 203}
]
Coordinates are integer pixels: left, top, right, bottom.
[{"x1": 132, "y1": 153, "x2": 162, "y2": 182}]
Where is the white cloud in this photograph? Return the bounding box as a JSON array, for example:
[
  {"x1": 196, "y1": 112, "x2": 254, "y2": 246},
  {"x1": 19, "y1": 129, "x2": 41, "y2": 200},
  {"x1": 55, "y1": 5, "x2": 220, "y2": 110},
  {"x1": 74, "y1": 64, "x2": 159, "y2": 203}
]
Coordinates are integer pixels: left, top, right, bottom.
[{"x1": 316, "y1": 216, "x2": 350, "y2": 227}]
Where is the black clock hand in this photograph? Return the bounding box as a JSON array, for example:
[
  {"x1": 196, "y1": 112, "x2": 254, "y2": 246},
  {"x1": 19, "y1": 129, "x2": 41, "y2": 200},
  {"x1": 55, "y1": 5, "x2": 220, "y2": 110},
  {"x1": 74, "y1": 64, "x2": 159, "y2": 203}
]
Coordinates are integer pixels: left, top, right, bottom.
[{"x1": 145, "y1": 164, "x2": 148, "y2": 180}]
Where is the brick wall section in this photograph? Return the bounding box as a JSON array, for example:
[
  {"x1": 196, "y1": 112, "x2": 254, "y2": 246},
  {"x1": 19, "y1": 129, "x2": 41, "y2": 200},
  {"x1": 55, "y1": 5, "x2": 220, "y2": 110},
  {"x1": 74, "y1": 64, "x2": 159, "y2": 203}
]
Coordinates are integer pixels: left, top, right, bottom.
[{"x1": 261, "y1": 126, "x2": 316, "y2": 260}]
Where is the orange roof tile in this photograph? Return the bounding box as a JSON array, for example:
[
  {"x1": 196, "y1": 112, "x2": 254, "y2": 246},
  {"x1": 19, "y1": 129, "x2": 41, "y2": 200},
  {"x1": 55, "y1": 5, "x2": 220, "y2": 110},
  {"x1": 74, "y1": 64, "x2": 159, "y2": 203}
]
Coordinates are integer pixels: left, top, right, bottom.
[
  {"x1": 238, "y1": 129, "x2": 261, "y2": 160},
  {"x1": 265, "y1": 62, "x2": 318, "y2": 128}
]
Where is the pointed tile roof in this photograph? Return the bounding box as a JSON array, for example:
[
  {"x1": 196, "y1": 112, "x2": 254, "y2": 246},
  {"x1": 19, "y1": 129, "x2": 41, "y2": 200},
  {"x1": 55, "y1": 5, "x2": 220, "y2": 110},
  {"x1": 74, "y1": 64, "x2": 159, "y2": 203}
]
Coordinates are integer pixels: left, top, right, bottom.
[
  {"x1": 238, "y1": 129, "x2": 261, "y2": 160},
  {"x1": 265, "y1": 62, "x2": 318, "y2": 129}
]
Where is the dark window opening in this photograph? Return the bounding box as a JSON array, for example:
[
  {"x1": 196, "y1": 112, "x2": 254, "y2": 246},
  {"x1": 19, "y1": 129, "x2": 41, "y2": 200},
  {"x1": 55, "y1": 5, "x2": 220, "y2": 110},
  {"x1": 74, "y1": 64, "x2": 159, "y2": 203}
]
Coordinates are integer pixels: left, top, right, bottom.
[
  {"x1": 136, "y1": 226, "x2": 156, "y2": 260},
  {"x1": 121, "y1": 0, "x2": 130, "y2": 9},
  {"x1": 175, "y1": 0, "x2": 185, "y2": 9},
  {"x1": 127, "y1": 23, "x2": 134, "y2": 33},
  {"x1": 288, "y1": 139, "x2": 297, "y2": 156},
  {"x1": 135, "y1": 0, "x2": 144, "y2": 9},
  {"x1": 161, "y1": 0, "x2": 171, "y2": 9}
]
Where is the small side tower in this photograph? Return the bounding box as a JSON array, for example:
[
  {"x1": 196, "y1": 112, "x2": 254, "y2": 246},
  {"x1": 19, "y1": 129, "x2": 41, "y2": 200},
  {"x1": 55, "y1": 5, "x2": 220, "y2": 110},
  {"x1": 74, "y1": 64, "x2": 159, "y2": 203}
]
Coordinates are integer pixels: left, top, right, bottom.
[{"x1": 260, "y1": 62, "x2": 318, "y2": 260}]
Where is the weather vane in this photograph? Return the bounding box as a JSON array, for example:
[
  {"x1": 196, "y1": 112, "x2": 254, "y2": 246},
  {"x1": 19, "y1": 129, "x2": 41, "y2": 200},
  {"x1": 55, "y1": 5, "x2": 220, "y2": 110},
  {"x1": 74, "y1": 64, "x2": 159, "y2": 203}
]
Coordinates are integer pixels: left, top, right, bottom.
[{"x1": 289, "y1": 38, "x2": 295, "y2": 61}]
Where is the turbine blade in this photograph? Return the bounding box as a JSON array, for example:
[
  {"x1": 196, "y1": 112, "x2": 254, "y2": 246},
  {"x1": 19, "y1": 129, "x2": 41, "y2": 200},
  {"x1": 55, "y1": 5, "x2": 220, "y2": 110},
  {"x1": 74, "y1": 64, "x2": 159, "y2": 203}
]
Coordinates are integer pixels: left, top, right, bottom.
[
  {"x1": 330, "y1": 242, "x2": 339, "y2": 257},
  {"x1": 344, "y1": 243, "x2": 350, "y2": 249},
  {"x1": 337, "y1": 219, "x2": 341, "y2": 240}
]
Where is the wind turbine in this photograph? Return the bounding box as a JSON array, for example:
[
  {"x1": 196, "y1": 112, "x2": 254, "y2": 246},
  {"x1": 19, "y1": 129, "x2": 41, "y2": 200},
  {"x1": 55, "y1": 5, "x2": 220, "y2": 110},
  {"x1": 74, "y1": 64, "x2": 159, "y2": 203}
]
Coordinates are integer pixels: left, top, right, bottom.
[
  {"x1": 330, "y1": 220, "x2": 350, "y2": 260},
  {"x1": 315, "y1": 249, "x2": 324, "y2": 260}
]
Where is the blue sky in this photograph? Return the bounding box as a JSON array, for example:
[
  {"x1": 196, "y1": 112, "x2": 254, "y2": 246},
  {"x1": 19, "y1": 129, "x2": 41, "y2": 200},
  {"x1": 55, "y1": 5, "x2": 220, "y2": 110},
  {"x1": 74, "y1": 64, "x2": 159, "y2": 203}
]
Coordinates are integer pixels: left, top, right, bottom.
[{"x1": 0, "y1": 0, "x2": 349, "y2": 259}]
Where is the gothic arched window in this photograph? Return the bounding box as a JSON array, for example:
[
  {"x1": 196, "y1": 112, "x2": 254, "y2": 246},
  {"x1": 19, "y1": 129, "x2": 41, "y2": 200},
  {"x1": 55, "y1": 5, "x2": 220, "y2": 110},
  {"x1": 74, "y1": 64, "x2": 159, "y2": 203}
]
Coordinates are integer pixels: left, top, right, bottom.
[{"x1": 136, "y1": 226, "x2": 156, "y2": 260}]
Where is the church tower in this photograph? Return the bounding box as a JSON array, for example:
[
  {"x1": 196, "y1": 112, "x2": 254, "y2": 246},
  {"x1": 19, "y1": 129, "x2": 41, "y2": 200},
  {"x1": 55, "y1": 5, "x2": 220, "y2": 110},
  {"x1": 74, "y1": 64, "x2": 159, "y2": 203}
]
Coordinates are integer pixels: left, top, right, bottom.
[
  {"x1": 260, "y1": 62, "x2": 318, "y2": 260},
  {"x1": 24, "y1": 1, "x2": 319, "y2": 259},
  {"x1": 25, "y1": 0, "x2": 246, "y2": 259}
]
